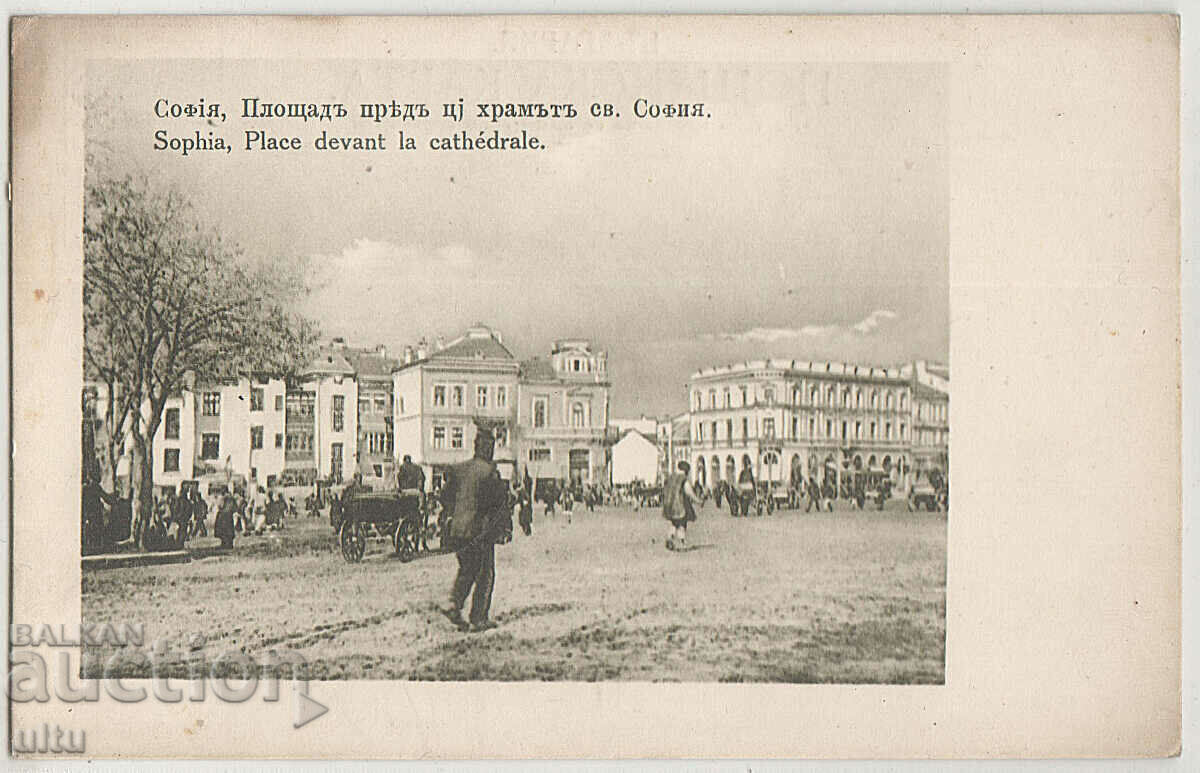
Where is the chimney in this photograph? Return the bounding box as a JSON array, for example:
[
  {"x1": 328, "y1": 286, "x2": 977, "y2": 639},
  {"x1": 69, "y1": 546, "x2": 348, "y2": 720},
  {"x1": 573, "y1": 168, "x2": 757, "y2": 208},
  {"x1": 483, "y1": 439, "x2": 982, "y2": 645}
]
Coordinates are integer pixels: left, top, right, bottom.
[
  {"x1": 375, "y1": 344, "x2": 387, "y2": 358},
  {"x1": 403, "y1": 346, "x2": 414, "y2": 364},
  {"x1": 416, "y1": 338, "x2": 429, "y2": 360}
]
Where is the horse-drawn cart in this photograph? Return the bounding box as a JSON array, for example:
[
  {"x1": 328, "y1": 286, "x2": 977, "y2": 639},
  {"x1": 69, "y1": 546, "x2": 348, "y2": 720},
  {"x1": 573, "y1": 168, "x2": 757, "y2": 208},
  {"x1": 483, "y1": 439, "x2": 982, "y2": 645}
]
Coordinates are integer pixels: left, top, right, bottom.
[{"x1": 333, "y1": 490, "x2": 431, "y2": 563}]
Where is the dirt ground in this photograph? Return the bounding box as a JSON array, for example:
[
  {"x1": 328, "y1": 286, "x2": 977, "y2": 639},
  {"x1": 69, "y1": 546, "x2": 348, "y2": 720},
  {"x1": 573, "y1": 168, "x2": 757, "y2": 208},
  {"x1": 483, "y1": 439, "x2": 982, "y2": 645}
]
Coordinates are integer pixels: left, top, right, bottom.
[{"x1": 82, "y1": 501, "x2": 946, "y2": 683}]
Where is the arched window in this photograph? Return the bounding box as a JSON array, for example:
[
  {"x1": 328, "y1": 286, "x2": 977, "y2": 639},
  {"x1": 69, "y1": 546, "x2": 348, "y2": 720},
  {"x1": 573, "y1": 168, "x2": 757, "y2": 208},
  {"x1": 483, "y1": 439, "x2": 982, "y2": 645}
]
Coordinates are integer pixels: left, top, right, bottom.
[
  {"x1": 871, "y1": 390, "x2": 879, "y2": 410},
  {"x1": 723, "y1": 389, "x2": 731, "y2": 408},
  {"x1": 571, "y1": 402, "x2": 585, "y2": 428},
  {"x1": 792, "y1": 387, "x2": 801, "y2": 405},
  {"x1": 826, "y1": 386, "x2": 835, "y2": 406},
  {"x1": 708, "y1": 390, "x2": 717, "y2": 409},
  {"x1": 842, "y1": 389, "x2": 850, "y2": 409},
  {"x1": 855, "y1": 389, "x2": 862, "y2": 409},
  {"x1": 886, "y1": 392, "x2": 894, "y2": 410},
  {"x1": 810, "y1": 386, "x2": 819, "y2": 405}
]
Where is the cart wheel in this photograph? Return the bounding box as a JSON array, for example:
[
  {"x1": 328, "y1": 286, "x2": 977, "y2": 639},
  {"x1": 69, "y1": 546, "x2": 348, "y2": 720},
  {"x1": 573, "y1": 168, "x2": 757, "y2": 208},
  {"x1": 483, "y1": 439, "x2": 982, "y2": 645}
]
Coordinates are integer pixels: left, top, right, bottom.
[
  {"x1": 394, "y1": 519, "x2": 419, "y2": 563},
  {"x1": 339, "y1": 521, "x2": 365, "y2": 563}
]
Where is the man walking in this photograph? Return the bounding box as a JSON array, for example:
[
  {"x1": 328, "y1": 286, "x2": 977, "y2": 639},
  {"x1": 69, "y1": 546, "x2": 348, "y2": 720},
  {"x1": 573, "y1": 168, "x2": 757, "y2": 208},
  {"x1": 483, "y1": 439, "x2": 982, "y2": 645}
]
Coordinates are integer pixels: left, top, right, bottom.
[{"x1": 440, "y1": 428, "x2": 512, "y2": 633}]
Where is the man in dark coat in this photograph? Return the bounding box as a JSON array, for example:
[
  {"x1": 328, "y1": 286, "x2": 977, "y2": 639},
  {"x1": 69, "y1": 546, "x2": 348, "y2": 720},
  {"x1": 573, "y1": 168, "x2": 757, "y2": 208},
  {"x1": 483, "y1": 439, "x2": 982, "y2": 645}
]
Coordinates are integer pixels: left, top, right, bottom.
[
  {"x1": 214, "y1": 493, "x2": 237, "y2": 549},
  {"x1": 440, "y1": 428, "x2": 511, "y2": 633}
]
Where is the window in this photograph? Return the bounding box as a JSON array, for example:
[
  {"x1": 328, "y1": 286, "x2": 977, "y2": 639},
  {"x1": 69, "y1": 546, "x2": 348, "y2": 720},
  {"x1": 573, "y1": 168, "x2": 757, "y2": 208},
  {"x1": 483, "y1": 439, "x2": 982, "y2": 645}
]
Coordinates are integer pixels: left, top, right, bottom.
[
  {"x1": 200, "y1": 433, "x2": 220, "y2": 460},
  {"x1": 855, "y1": 421, "x2": 862, "y2": 439},
  {"x1": 359, "y1": 398, "x2": 372, "y2": 416},
  {"x1": 740, "y1": 386, "x2": 749, "y2": 406},
  {"x1": 810, "y1": 386, "x2": 818, "y2": 405},
  {"x1": 374, "y1": 395, "x2": 387, "y2": 413},
  {"x1": 710, "y1": 421, "x2": 718, "y2": 441},
  {"x1": 900, "y1": 393, "x2": 908, "y2": 410},
  {"x1": 741, "y1": 417, "x2": 749, "y2": 438},
  {"x1": 871, "y1": 391, "x2": 878, "y2": 410},
  {"x1": 275, "y1": 433, "x2": 283, "y2": 448},
  {"x1": 841, "y1": 421, "x2": 848, "y2": 441},
  {"x1": 250, "y1": 387, "x2": 264, "y2": 411},
  {"x1": 792, "y1": 387, "x2": 800, "y2": 406},
  {"x1": 886, "y1": 392, "x2": 894, "y2": 410},
  {"x1": 274, "y1": 394, "x2": 284, "y2": 411},
  {"x1": 451, "y1": 427, "x2": 464, "y2": 449},
  {"x1": 163, "y1": 448, "x2": 180, "y2": 472},
  {"x1": 164, "y1": 407, "x2": 180, "y2": 440},
  {"x1": 529, "y1": 448, "x2": 551, "y2": 462},
  {"x1": 495, "y1": 427, "x2": 508, "y2": 447},
  {"x1": 764, "y1": 387, "x2": 775, "y2": 404},
  {"x1": 533, "y1": 398, "x2": 548, "y2": 429},
  {"x1": 250, "y1": 426, "x2": 263, "y2": 450},
  {"x1": 693, "y1": 391, "x2": 701, "y2": 411},
  {"x1": 826, "y1": 419, "x2": 833, "y2": 438},
  {"x1": 827, "y1": 387, "x2": 835, "y2": 406},
  {"x1": 398, "y1": 396, "x2": 405, "y2": 414},
  {"x1": 726, "y1": 419, "x2": 733, "y2": 439},
  {"x1": 433, "y1": 385, "x2": 447, "y2": 407},
  {"x1": 496, "y1": 386, "x2": 507, "y2": 408},
  {"x1": 695, "y1": 423, "x2": 703, "y2": 442},
  {"x1": 723, "y1": 389, "x2": 732, "y2": 408},
  {"x1": 202, "y1": 392, "x2": 221, "y2": 416},
  {"x1": 332, "y1": 395, "x2": 344, "y2": 432},
  {"x1": 250, "y1": 467, "x2": 257, "y2": 481},
  {"x1": 477, "y1": 385, "x2": 488, "y2": 408},
  {"x1": 808, "y1": 417, "x2": 816, "y2": 438},
  {"x1": 855, "y1": 389, "x2": 862, "y2": 409},
  {"x1": 900, "y1": 423, "x2": 907, "y2": 440},
  {"x1": 791, "y1": 417, "x2": 799, "y2": 439},
  {"x1": 870, "y1": 421, "x2": 877, "y2": 439},
  {"x1": 452, "y1": 385, "x2": 464, "y2": 408},
  {"x1": 373, "y1": 465, "x2": 383, "y2": 477},
  {"x1": 842, "y1": 390, "x2": 850, "y2": 409},
  {"x1": 763, "y1": 418, "x2": 775, "y2": 438},
  {"x1": 707, "y1": 390, "x2": 716, "y2": 409},
  {"x1": 571, "y1": 402, "x2": 586, "y2": 428},
  {"x1": 432, "y1": 426, "x2": 446, "y2": 448},
  {"x1": 330, "y1": 443, "x2": 343, "y2": 474}
]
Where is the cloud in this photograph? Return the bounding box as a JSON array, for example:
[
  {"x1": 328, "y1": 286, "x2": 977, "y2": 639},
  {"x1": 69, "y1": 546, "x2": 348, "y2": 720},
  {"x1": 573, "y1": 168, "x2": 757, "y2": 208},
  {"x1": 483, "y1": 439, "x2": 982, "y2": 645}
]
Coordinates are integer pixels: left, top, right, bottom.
[
  {"x1": 705, "y1": 309, "x2": 898, "y2": 343},
  {"x1": 851, "y1": 309, "x2": 898, "y2": 335}
]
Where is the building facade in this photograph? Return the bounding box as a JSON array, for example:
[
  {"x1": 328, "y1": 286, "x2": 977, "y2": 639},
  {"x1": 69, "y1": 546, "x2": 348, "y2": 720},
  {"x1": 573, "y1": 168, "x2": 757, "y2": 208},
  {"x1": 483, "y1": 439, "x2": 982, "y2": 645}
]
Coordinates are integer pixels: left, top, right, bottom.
[
  {"x1": 285, "y1": 344, "x2": 358, "y2": 484},
  {"x1": 392, "y1": 325, "x2": 519, "y2": 488},
  {"x1": 516, "y1": 339, "x2": 611, "y2": 489},
  {"x1": 611, "y1": 429, "x2": 659, "y2": 485},
  {"x1": 686, "y1": 359, "x2": 942, "y2": 493},
  {"x1": 345, "y1": 345, "x2": 398, "y2": 486}
]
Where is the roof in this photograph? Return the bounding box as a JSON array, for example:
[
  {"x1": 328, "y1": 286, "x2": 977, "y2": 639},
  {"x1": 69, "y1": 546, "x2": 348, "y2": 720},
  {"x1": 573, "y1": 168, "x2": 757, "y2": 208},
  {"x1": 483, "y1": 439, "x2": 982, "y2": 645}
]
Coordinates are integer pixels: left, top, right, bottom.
[
  {"x1": 616, "y1": 429, "x2": 659, "y2": 447},
  {"x1": 518, "y1": 356, "x2": 557, "y2": 382},
  {"x1": 344, "y1": 349, "x2": 399, "y2": 379},
  {"x1": 431, "y1": 333, "x2": 515, "y2": 362},
  {"x1": 299, "y1": 347, "x2": 355, "y2": 378}
]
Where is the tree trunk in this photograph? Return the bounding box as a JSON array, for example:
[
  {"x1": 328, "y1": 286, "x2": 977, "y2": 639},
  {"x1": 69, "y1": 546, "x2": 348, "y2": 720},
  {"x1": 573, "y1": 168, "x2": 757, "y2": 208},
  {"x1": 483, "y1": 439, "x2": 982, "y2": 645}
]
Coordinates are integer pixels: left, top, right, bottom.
[{"x1": 129, "y1": 434, "x2": 154, "y2": 549}]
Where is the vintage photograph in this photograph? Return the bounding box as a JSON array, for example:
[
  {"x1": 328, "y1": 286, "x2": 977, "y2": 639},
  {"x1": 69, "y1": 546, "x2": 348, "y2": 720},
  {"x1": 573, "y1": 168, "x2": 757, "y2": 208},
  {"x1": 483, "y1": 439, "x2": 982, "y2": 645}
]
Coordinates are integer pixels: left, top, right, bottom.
[{"x1": 77, "y1": 58, "x2": 950, "y2": 683}]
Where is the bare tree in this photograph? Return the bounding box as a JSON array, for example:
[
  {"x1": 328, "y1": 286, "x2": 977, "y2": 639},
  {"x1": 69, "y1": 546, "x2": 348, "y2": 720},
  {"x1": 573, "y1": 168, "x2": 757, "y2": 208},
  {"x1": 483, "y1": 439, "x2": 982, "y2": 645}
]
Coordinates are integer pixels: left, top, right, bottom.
[{"x1": 84, "y1": 175, "x2": 317, "y2": 547}]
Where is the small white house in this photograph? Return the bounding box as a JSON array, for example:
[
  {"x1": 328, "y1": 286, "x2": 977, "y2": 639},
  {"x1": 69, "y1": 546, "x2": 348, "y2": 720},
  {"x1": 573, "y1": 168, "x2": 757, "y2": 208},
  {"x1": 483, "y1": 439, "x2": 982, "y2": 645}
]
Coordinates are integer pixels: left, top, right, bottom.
[{"x1": 611, "y1": 429, "x2": 659, "y2": 486}]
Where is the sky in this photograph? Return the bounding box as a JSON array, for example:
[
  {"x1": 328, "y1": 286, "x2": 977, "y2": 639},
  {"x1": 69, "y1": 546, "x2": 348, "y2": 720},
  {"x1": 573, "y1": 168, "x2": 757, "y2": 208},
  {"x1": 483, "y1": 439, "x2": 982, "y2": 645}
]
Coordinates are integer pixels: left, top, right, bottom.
[{"x1": 89, "y1": 59, "x2": 947, "y2": 417}]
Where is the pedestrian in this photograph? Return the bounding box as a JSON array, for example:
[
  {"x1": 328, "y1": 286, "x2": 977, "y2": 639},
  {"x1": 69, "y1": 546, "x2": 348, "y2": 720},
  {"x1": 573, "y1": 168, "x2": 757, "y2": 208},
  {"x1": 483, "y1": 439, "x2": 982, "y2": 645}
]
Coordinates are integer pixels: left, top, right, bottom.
[
  {"x1": 214, "y1": 493, "x2": 236, "y2": 549},
  {"x1": 192, "y1": 492, "x2": 208, "y2": 537},
  {"x1": 439, "y1": 428, "x2": 512, "y2": 633},
  {"x1": 662, "y1": 460, "x2": 702, "y2": 550}
]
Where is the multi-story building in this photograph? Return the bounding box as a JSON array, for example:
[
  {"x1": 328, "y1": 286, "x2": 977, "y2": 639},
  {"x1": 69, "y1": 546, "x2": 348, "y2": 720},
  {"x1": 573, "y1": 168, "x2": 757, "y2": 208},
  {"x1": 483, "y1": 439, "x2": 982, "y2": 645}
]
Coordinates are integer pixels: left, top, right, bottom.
[
  {"x1": 911, "y1": 361, "x2": 950, "y2": 476},
  {"x1": 345, "y1": 345, "x2": 398, "y2": 486},
  {"x1": 687, "y1": 359, "x2": 927, "y2": 493},
  {"x1": 286, "y1": 343, "x2": 358, "y2": 484},
  {"x1": 392, "y1": 325, "x2": 519, "y2": 488},
  {"x1": 193, "y1": 376, "x2": 289, "y2": 487},
  {"x1": 516, "y1": 339, "x2": 611, "y2": 489}
]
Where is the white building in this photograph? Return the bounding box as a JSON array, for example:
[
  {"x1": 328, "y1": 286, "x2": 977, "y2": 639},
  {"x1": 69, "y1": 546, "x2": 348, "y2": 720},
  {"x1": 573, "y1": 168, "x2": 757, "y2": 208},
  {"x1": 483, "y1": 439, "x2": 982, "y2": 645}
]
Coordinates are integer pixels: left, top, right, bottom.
[{"x1": 611, "y1": 429, "x2": 659, "y2": 485}]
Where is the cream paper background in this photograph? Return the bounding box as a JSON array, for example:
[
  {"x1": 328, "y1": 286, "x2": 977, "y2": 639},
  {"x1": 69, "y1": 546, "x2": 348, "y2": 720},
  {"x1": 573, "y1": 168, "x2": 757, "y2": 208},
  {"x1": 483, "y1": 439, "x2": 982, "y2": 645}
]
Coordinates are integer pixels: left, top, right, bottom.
[{"x1": 9, "y1": 14, "x2": 1180, "y2": 758}]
